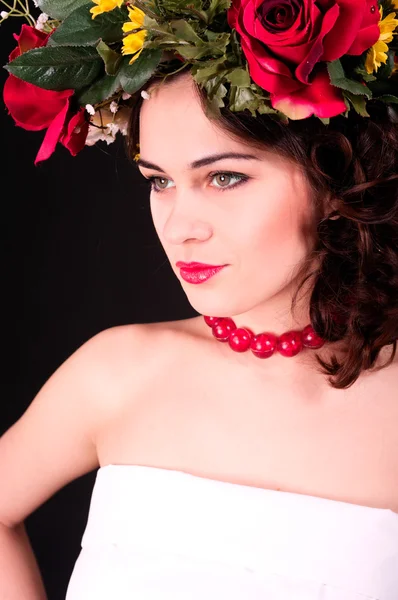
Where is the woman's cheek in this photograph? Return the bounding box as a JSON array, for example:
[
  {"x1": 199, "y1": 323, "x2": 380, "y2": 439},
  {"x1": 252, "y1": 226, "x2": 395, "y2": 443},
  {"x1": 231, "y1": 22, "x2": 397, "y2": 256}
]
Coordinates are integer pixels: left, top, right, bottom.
[
  {"x1": 150, "y1": 196, "x2": 167, "y2": 239},
  {"x1": 245, "y1": 186, "x2": 311, "y2": 270}
]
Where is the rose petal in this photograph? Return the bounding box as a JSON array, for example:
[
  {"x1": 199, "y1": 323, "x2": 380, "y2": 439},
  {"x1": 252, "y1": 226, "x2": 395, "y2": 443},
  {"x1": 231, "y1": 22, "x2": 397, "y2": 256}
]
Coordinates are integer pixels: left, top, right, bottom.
[
  {"x1": 227, "y1": 0, "x2": 240, "y2": 29},
  {"x1": 60, "y1": 108, "x2": 89, "y2": 156},
  {"x1": 3, "y1": 74, "x2": 73, "y2": 131},
  {"x1": 9, "y1": 24, "x2": 49, "y2": 61},
  {"x1": 347, "y1": 0, "x2": 380, "y2": 54},
  {"x1": 249, "y1": 0, "x2": 304, "y2": 44},
  {"x1": 321, "y1": 0, "x2": 366, "y2": 61},
  {"x1": 271, "y1": 67, "x2": 346, "y2": 119},
  {"x1": 296, "y1": 3, "x2": 339, "y2": 84},
  {"x1": 34, "y1": 100, "x2": 70, "y2": 165},
  {"x1": 241, "y1": 36, "x2": 300, "y2": 95}
]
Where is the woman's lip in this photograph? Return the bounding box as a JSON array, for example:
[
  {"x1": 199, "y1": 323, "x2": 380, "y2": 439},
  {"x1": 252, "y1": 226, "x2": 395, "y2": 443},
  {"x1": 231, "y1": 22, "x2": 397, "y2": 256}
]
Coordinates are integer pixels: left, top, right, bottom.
[
  {"x1": 179, "y1": 265, "x2": 226, "y2": 284},
  {"x1": 176, "y1": 261, "x2": 225, "y2": 270}
]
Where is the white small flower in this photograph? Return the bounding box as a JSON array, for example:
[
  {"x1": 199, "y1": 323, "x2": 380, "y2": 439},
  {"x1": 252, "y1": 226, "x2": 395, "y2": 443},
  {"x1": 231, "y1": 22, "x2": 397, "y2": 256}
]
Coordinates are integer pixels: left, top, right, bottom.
[
  {"x1": 85, "y1": 104, "x2": 96, "y2": 116},
  {"x1": 107, "y1": 122, "x2": 119, "y2": 136},
  {"x1": 1, "y1": 11, "x2": 9, "y2": 19},
  {"x1": 85, "y1": 125, "x2": 115, "y2": 146},
  {"x1": 109, "y1": 101, "x2": 119, "y2": 114},
  {"x1": 35, "y1": 12, "x2": 49, "y2": 30},
  {"x1": 122, "y1": 92, "x2": 131, "y2": 101},
  {"x1": 32, "y1": 0, "x2": 39, "y2": 6},
  {"x1": 118, "y1": 121, "x2": 129, "y2": 136},
  {"x1": 141, "y1": 90, "x2": 151, "y2": 100}
]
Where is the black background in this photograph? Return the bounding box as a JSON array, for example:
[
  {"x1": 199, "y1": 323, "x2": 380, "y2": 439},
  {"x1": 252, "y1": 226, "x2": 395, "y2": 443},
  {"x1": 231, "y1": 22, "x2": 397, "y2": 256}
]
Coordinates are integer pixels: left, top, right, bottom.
[{"x1": 1, "y1": 14, "x2": 195, "y2": 599}]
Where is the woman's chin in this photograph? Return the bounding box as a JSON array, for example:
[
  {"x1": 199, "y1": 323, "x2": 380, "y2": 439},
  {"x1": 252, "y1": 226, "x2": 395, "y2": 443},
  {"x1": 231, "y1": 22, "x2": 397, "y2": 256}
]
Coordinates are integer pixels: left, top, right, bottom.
[{"x1": 184, "y1": 296, "x2": 252, "y2": 320}]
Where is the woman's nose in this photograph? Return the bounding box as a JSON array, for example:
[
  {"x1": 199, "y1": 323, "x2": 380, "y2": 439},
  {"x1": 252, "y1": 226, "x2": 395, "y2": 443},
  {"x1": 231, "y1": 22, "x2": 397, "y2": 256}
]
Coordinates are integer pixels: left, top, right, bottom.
[{"x1": 162, "y1": 195, "x2": 213, "y2": 246}]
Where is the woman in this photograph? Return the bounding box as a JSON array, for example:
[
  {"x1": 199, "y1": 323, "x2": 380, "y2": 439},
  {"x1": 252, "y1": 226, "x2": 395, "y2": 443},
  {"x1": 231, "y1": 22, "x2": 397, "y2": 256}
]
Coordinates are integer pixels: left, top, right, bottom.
[{"x1": 1, "y1": 1, "x2": 398, "y2": 599}]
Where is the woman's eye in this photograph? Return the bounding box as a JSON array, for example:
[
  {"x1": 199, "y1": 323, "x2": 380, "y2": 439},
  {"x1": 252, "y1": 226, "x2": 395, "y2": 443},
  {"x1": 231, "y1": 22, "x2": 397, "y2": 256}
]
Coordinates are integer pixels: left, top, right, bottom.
[
  {"x1": 146, "y1": 171, "x2": 249, "y2": 193},
  {"x1": 147, "y1": 177, "x2": 172, "y2": 192},
  {"x1": 211, "y1": 172, "x2": 248, "y2": 191}
]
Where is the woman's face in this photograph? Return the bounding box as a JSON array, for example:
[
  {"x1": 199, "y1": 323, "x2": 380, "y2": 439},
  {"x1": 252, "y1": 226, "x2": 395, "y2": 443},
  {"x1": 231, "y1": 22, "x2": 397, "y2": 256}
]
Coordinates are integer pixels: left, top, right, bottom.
[{"x1": 138, "y1": 74, "x2": 316, "y2": 322}]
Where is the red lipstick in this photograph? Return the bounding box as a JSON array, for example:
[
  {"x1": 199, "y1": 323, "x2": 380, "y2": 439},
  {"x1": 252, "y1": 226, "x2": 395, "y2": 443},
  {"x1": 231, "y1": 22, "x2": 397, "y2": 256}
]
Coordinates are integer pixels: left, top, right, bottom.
[{"x1": 176, "y1": 261, "x2": 227, "y2": 284}]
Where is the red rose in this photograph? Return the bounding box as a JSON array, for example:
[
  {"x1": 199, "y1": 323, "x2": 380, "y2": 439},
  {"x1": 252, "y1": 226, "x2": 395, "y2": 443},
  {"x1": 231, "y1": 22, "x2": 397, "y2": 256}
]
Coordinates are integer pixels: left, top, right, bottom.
[
  {"x1": 3, "y1": 24, "x2": 88, "y2": 163},
  {"x1": 34, "y1": 105, "x2": 89, "y2": 164},
  {"x1": 227, "y1": 0, "x2": 380, "y2": 119}
]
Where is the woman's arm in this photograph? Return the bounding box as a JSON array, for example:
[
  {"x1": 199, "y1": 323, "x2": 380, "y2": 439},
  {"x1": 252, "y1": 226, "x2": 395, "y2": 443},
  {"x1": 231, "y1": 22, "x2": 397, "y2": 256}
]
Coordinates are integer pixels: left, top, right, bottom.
[
  {"x1": 0, "y1": 521, "x2": 47, "y2": 600},
  {"x1": 0, "y1": 323, "x2": 147, "y2": 600}
]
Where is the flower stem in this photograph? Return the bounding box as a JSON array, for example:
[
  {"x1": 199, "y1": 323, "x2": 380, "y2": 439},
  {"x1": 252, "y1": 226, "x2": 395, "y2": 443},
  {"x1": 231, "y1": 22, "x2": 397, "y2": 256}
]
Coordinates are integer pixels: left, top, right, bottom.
[{"x1": 0, "y1": 0, "x2": 36, "y2": 24}]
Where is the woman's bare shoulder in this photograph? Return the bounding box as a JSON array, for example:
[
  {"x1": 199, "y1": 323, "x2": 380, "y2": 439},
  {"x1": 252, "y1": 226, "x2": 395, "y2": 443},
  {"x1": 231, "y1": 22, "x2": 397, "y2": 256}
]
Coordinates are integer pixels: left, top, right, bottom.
[
  {"x1": 0, "y1": 320, "x2": 198, "y2": 527},
  {"x1": 89, "y1": 316, "x2": 204, "y2": 364},
  {"x1": 82, "y1": 316, "x2": 205, "y2": 401}
]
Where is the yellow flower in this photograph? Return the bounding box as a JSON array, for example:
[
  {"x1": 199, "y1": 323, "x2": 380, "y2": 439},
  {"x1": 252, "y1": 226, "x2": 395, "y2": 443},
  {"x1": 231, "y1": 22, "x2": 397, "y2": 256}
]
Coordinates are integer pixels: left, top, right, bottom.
[
  {"x1": 122, "y1": 6, "x2": 147, "y2": 64},
  {"x1": 365, "y1": 7, "x2": 398, "y2": 74},
  {"x1": 90, "y1": 0, "x2": 124, "y2": 19}
]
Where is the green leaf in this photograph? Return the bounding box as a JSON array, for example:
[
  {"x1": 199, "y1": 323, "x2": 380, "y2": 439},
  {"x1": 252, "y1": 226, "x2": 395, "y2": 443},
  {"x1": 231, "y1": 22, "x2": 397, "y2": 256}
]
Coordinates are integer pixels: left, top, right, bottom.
[
  {"x1": 228, "y1": 28, "x2": 245, "y2": 68},
  {"x1": 162, "y1": 32, "x2": 229, "y2": 61},
  {"x1": 256, "y1": 101, "x2": 279, "y2": 116},
  {"x1": 161, "y1": 0, "x2": 203, "y2": 12},
  {"x1": 212, "y1": 81, "x2": 228, "y2": 107},
  {"x1": 162, "y1": 0, "x2": 209, "y2": 24},
  {"x1": 354, "y1": 65, "x2": 377, "y2": 82},
  {"x1": 225, "y1": 67, "x2": 250, "y2": 88},
  {"x1": 76, "y1": 72, "x2": 121, "y2": 105},
  {"x1": 96, "y1": 40, "x2": 122, "y2": 75},
  {"x1": 49, "y1": 4, "x2": 128, "y2": 47},
  {"x1": 205, "y1": 0, "x2": 232, "y2": 22},
  {"x1": 118, "y1": 49, "x2": 162, "y2": 94},
  {"x1": 227, "y1": 79, "x2": 276, "y2": 116},
  {"x1": 376, "y1": 49, "x2": 395, "y2": 80},
  {"x1": 143, "y1": 15, "x2": 174, "y2": 37},
  {"x1": 5, "y1": 45, "x2": 102, "y2": 91},
  {"x1": 36, "y1": 0, "x2": 89, "y2": 20},
  {"x1": 344, "y1": 91, "x2": 370, "y2": 117},
  {"x1": 200, "y1": 76, "x2": 228, "y2": 119},
  {"x1": 228, "y1": 84, "x2": 255, "y2": 112},
  {"x1": 169, "y1": 20, "x2": 203, "y2": 44},
  {"x1": 376, "y1": 94, "x2": 398, "y2": 103},
  {"x1": 190, "y1": 56, "x2": 230, "y2": 82},
  {"x1": 327, "y1": 59, "x2": 372, "y2": 98},
  {"x1": 342, "y1": 95, "x2": 351, "y2": 117},
  {"x1": 195, "y1": 73, "x2": 228, "y2": 120}
]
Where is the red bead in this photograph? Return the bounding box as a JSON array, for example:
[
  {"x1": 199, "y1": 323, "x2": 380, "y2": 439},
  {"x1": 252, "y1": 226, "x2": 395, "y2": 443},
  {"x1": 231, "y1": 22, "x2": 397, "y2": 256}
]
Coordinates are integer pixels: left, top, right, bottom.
[
  {"x1": 277, "y1": 330, "x2": 303, "y2": 357},
  {"x1": 228, "y1": 327, "x2": 253, "y2": 352},
  {"x1": 203, "y1": 316, "x2": 324, "y2": 359},
  {"x1": 251, "y1": 332, "x2": 277, "y2": 358},
  {"x1": 204, "y1": 315, "x2": 221, "y2": 327},
  {"x1": 212, "y1": 317, "x2": 236, "y2": 342},
  {"x1": 301, "y1": 325, "x2": 325, "y2": 349}
]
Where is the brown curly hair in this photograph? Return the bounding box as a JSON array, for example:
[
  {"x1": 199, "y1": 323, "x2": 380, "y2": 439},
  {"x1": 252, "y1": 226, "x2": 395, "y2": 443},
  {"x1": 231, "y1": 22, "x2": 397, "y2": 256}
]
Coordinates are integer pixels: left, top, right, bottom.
[{"x1": 126, "y1": 68, "x2": 398, "y2": 389}]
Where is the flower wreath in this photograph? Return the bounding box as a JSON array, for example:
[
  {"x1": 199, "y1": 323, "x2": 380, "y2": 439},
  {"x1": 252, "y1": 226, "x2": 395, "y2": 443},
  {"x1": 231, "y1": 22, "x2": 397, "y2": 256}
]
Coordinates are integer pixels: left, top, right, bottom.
[{"x1": 2, "y1": 0, "x2": 398, "y2": 164}]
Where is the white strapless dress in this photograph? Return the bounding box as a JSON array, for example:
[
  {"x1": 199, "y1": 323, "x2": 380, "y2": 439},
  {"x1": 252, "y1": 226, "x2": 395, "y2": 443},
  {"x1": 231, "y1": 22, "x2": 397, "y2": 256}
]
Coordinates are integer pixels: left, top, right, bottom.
[{"x1": 65, "y1": 464, "x2": 398, "y2": 600}]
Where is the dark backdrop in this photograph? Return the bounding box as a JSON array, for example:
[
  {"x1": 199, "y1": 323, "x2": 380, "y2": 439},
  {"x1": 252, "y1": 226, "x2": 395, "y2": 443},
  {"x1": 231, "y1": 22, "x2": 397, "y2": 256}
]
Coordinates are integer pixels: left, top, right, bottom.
[{"x1": 1, "y1": 16, "x2": 196, "y2": 600}]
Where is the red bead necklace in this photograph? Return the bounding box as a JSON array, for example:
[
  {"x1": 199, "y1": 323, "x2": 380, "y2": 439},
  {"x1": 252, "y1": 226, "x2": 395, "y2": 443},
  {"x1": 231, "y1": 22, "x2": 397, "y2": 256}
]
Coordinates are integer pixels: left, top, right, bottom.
[{"x1": 203, "y1": 315, "x2": 325, "y2": 358}]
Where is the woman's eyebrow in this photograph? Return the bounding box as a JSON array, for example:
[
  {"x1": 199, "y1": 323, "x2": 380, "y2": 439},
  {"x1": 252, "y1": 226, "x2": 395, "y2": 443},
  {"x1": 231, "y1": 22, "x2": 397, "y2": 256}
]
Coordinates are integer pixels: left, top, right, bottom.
[{"x1": 136, "y1": 152, "x2": 261, "y2": 171}]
